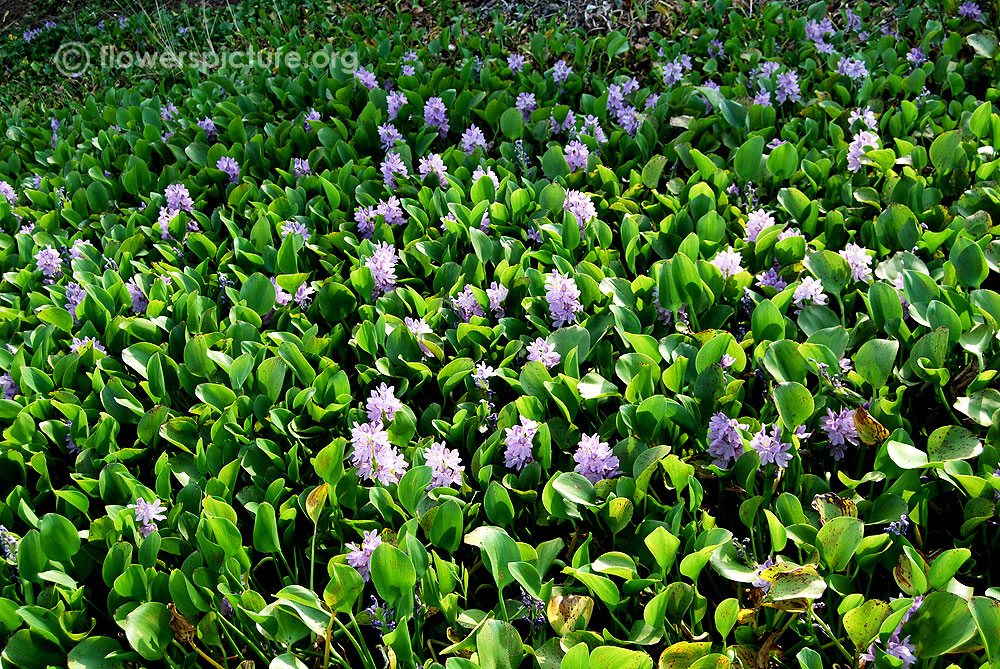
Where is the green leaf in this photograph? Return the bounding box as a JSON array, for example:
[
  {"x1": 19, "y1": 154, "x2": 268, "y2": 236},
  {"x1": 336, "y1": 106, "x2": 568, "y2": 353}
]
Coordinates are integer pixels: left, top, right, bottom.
[
  {"x1": 929, "y1": 129, "x2": 962, "y2": 171},
  {"x1": 39, "y1": 513, "x2": 80, "y2": 562},
  {"x1": 714, "y1": 598, "x2": 739, "y2": 641},
  {"x1": 843, "y1": 599, "x2": 891, "y2": 649},
  {"x1": 752, "y1": 299, "x2": 784, "y2": 342},
  {"x1": 641, "y1": 155, "x2": 668, "y2": 190},
  {"x1": 969, "y1": 596, "x2": 1000, "y2": 666},
  {"x1": 323, "y1": 563, "x2": 364, "y2": 613},
  {"x1": 370, "y1": 544, "x2": 416, "y2": 607},
  {"x1": 853, "y1": 339, "x2": 898, "y2": 389},
  {"x1": 816, "y1": 516, "x2": 864, "y2": 572},
  {"x1": 252, "y1": 502, "x2": 281, "y2": 553},
  {"x1": 774, "y1": 381, "x2": 813, "y2": 430},
  {"x1": 766, "y1": 142, "x2": 798, "y2": 180},
  {"x1": 951, "y1": 237, "x2": 989, "y2": 288},
  {"x1": 734, "y1": 136, "x2": 765, "y2": 181},
  {"x1": 67, "y1": 636, "x2": 125, "y2": 669},
  {"x1": 803, "y1": 250, "x2": 850, "y2": 295},
  {"x1": 125, "y1": 602, "x2": 174, "y2": 660},
  {"x1": 590, "y1": 646, "x2": 652, "y2": 669},
  {"x1": 240, "y1": 272, "x2": 276, "y2": 315},
  {"x1": 542, "y1": 146, "x2": 570, "y2": 179},
  {"x1": 477, "y1": 620, "x2": 525, "y2": 669},
  {"x1": 500, "y1": 108, "x2": 524, "y2": 139},
  {"x1": 927, "y1": 425, "x2": 982, "y2": 462}
]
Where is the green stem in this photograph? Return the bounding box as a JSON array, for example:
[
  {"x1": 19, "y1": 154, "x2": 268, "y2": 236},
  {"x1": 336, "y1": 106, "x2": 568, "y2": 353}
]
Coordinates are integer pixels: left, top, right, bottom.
[
  {"x1": 811, "y1": 609, "x2": 853, "y2": 664},
  {"x1": 310, "y1": 522, "x2": 318, "y2": 593},
  {"x1": 217, "y1": 611, "x2": 270, "y2": 662},
  {"x1": 348, "y1": 612, "x2": 378, "y2": 668},
  {"x1": 334, "y1": 615, "x2": 376, "y2": 669}
]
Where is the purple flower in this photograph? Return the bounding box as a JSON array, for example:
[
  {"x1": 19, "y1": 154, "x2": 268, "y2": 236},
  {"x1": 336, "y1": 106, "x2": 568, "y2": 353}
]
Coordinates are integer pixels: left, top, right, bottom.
[
  {"x1": 419, "y1": 153, "x2": 448, "y2": 186},
  {"x1": 355, "y1": 66, "x2": 379, "y2": 89},
  {"x1": 958, "y1": 1, "x2": 984, "y2": 22},
  {"x1": 847, "y1": 130, "x2": 880, "y2": 172},
  {"x1": 750, "y1": 425, "x2": 793, "y2": 468},
  {"x1": 452, "y1": 285, "x2": 485, "y2": 322},
  {"x1": 486, "y1": 281, "x2": 508, "y2": 317},
  {"x1": 401, "y1": 64, "x2": 415, "y2": 77},
  {"x1": 753, "y1": 88, "x2": 772, "y2": 107},
  {"x1": 516, "y1": 93, "x2": 537, "y2": 121},
  {"x1": 504, "y1": 415, "x2": 540, "y2": 471},
  {"x1": 272, "y1": 278, "x2": 292, "y2": 306},
  {"x1": 126, "y1": 277, "x2": 148, "y2": 314},
  {"x1": 545, "y1": 271, "x2": 584, "y2": 328},
  {"x1": 550, "y1": 109, "x2": 576, "y2": 134},
  {"x1": 0, "y1": 372, "x2": 19, "y2": 400},
  {"x1": 508, "y1": 54, "x2": 526, "y2": 73},
  {"x1": 820, "y1": 407, "x2": 859, "y2": 460},
  {"x1": 551, "y1": 60, "x2": 572, "y2": 86},
  {"x1": 367, "y1": 383, "x2": 403, "y2": 423},
  {"x1": 906, "y1": 47, "x2": 927, "y2": 66},
  {"x1": 573, "y1": 433, "x2": 621, "y2": 483},
  {"x1": 580, "y1": 115, "x2": 607, "y2": 142},
  {"x1": 346, "y1": 529, "x2": 382, "y2": 580},
  {"x1": 460, "y1": 125, "x2": 487, "y2": 155},
  {"x1": 707, "y1": 412, "x2": 746, "y2": 468},
  {"x1": 711, "y1": 247, "x2": 744, "y2": 279},
  {"x1": 404, "y1": 50, "x2": 418, "y2": 62},
  {"x1": 387, "y1": 91, "x2": 407, "y2": 121},
  {"x1": 366, "y1": 242, "x2": 399, "y2": 297},
  {"x1": 745, "y1": 209, "x2": 776, "y2": 243},
  {"x1": 378, "y1": 123, "x2": 404, "y2": 151},
  {"x1": 661, "y1": 61, "x2": 684, "y2": 86},
  {"x1": 473, "y1": 362, "x2": 495, "y2": 389},
  {"x1": 160, "y1": 101, "x2": 178, "y2": 121},
  {"x1": 293, "y1": 158, "x2": 312, "y2": 178},
  {"x1": 164, "y1": 184, "x2": 194, "y2": 213},
  {"x1": 848, "y1": 106, "x2": 877, "y2": 131},
  {"x1": 836, "y1": 56, "x2": 869, "y2": 80},
  {"x1": 793, "y1": 276, "x2": 828, "y2": 308},
  {"x1": 65, "y1": 282, "x2": 85, "y2": 319},
  {"x1": 757, "y1": 266, "x2": 788, "y2": 291},
  {"x1": 840, "y1": 242, "x2": 873, "y2": 283},
  {"x1": 708, "y1": 39, "x2": 725, "y2": 59},
  {"x1": 472, "y1": 165, "x2": 499, "y2": 191},
  {"x1": 565, "y1": 140, "x2": 589, "y2": 171},
  {"x1": 380, "y1": 151, "x2": 408, "y2": 188},
  {"x1": 304, "y1": 107, "x2": 321, "y2": 131},
  {"x1": 886, "y1": 636, "x2": 917, "y2": 667},
  {"x1": 775, "y1": 70, "x2": 802, "y2": 104},
  {"x1": 888, "y1": 514, "x2": 910, "y2": 536},
  {"x1": 527, "y1": 337, "x2": 560, "y2": 369},
  {"x1": 425, "y1": 442, "x2": 463, "y2": 488},
  {"x1": 0, "y1": 180, "x2": 16, "y2": 206},
  {"x1": 197, "y1": 117, "x2": 217, "y2": 141},
  {"x1": 350, "y1": 420, "x2": 408, "y2": 485},
  {"x1": 35, "y1": 245, "x2": 62, "y2": 277},
  {"x1": 217, "y1": 156, "x2": 240, "y2": 184},
  {"x1": 378, "y1": 196, "x2": 406, "y2": 226},
  {"x1": 752, "y1": 557, "x2": 776, "y2": 593},
  {"x1": 845, "y1": 9, "x2": 861, "y2": 31},
  {"x1": 424, "y1": 97, "x2": 449, "y2": 134},
  {"x1": 128, "y1": 497, "x2": 167, "y2": 525},
  {"x1": 805, "y1": 18, "x2": 833, "y2": 41},
  {"x1": 281, "y1": 219, "x2": 312, "y2": 241},
  {"x1": 644, "y1": 93, "x2": 661, "y2": 110},
  {"x1": 564, "y1": 189, "x2": 597, "y2": 233},
  {"x1": 405, "y1": 317, "x2": 433, "y2": 356},
  {"x1": 70, "y1": 336, "x2": 106, "y2": 354}
]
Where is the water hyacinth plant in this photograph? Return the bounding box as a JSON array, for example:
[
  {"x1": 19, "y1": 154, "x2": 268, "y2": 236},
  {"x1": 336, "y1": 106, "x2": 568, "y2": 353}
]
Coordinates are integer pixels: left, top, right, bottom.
[{"x1": 0, "y1": 0, "x2": 999, "y2": 667}]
